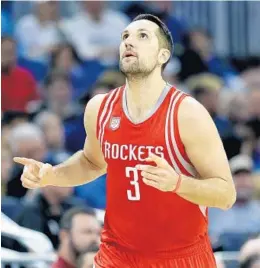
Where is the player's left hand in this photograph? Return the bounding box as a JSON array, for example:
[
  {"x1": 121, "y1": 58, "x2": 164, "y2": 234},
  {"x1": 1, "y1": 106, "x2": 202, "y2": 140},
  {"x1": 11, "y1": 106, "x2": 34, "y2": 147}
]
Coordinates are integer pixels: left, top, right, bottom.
[{"x1": 136, "y1": 153, "x2": 180, "y2": 192}]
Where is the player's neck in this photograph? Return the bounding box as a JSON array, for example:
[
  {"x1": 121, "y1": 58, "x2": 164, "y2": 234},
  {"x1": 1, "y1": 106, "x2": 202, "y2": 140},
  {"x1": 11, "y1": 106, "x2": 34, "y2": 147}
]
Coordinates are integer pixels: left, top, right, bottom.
[{"x1": 125, "y1": 72, "x2": 166, "y2": 122}]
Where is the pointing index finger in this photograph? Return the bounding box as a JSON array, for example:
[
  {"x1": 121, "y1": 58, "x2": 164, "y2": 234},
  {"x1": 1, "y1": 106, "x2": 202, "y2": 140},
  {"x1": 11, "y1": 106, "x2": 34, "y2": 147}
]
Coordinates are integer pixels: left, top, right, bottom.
[{"x1": 13, "y1": 157, "x2": 34, "y2": 166}]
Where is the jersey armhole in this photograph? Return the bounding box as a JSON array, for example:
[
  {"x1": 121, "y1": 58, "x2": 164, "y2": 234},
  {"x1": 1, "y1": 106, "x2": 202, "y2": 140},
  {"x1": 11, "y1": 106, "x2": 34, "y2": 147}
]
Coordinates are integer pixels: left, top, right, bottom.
[
  {"x1": 174, "y1": 93, "x2": 192, "y2": 164},
  {"x1": 96, "y1": 95, "x2": 109, "y2": 141},
  {"x1": 95, "y1": 87, "x2": 123, "y2": 141}
]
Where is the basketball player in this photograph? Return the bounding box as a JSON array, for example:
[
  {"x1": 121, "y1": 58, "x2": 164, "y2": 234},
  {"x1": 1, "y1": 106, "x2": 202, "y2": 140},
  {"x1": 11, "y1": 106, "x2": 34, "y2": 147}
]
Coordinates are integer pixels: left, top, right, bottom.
[{"x1": 14, "y1": 14, "x2": 236, "y2": 268}]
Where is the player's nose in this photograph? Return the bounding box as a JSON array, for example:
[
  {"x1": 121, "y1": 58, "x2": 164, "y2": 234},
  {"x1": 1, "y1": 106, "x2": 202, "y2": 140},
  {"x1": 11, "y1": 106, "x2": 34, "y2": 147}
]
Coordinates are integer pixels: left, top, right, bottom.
[{"x1": 124, "y1": 36, "x2": 135, "y2": 49}]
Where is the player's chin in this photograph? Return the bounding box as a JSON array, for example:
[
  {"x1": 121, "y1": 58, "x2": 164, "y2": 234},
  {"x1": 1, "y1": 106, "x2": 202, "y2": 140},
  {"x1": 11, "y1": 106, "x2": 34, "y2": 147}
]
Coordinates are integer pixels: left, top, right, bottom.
[
  {"x1": 121, "y1": 57, "x2": 137, "y2": 65},
  {"x1": 120, "y1": 65, "x2": 134, "y2": 73}
]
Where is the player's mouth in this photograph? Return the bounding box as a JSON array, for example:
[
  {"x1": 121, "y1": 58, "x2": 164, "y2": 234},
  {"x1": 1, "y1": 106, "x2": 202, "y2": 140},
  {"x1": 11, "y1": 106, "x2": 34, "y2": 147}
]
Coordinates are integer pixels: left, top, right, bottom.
[{"x1": 123, "y1": 51, "x2": 137, "y2": 58}]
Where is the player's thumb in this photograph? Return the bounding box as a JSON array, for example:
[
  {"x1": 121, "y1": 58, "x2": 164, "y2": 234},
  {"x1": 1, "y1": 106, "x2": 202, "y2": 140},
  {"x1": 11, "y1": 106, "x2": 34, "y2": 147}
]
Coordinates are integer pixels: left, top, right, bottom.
[{"x1": 39, "y1": 163, "x2": 53, "y2": 187}]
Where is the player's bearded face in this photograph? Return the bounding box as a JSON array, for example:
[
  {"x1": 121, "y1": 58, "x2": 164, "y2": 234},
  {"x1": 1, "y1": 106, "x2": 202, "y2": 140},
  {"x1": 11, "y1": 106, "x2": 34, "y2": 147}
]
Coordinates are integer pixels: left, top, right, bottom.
[
  {"x1": 119, "y1": 21, "x2": 161, "y2": 76},
  {"x1": 119, "y1": 49, "x2": 159, "y2": 75}
]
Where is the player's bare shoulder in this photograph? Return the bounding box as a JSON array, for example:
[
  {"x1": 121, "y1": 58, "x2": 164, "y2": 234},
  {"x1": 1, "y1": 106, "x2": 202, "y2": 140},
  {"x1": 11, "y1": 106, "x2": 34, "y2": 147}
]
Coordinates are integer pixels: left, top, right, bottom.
[
  {"x1": 83, "y1": 93, "x2": 108, "y2": 170},
  {"x1": 178, "y1": 95, "x2": 218, "y2": 144},
  {"x1": 84, "y1": 93, "x2": 107, "y2": 130},
  {"x1": 178, "y1": 95, "x2": 211, "y2": 124}
]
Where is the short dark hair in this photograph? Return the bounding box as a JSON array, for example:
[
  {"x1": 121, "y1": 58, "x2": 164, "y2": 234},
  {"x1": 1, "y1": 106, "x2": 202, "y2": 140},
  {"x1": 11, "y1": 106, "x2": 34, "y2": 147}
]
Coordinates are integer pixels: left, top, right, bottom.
[
  {"x1": 133, "y1": 14, "x2": 173, "y2": 70},
  {"x1": 60, "y1": 206, "x2": 96, "y2": 230},
  {"x1": 50, "y1": 43, "x2": 83, "y2": 70},
  {"x1": 2, "y1": 111, "x2": 29, "y2": 126}
]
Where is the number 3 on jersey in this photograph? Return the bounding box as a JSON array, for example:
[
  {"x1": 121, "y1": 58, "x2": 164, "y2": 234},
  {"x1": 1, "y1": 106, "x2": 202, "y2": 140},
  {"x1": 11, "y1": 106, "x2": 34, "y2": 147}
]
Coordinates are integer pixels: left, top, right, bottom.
[{"x1": 126, "y1": 167, "x2": 140, "y2": 201}]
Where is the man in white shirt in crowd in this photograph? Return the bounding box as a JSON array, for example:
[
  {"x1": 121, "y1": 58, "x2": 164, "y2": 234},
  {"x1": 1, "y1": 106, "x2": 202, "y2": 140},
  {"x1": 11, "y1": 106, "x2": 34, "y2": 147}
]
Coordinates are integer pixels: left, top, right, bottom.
[
  {"x1": 15, "y1": 0, "x2": 61, "y2": 61},
  {"x1": 60, "y1": 1, "x2": 129, "y2": 65}
]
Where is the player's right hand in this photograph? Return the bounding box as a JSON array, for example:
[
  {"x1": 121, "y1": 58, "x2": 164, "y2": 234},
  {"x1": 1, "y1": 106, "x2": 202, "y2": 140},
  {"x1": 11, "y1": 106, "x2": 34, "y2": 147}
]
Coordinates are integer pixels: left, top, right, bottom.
[{"x1": 13, "y1": 157, "x2": 53, "y2": 189}]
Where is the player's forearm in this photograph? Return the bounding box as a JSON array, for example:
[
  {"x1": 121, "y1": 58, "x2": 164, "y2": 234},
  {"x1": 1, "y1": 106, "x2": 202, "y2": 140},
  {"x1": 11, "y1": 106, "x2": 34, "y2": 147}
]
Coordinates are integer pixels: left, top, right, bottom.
[
  {"x1": 177, "y1": 175, "x2": 237, "y2": 210},
  {"x1": 45, "y1": 150, "x2": 106, "y2": 187}
]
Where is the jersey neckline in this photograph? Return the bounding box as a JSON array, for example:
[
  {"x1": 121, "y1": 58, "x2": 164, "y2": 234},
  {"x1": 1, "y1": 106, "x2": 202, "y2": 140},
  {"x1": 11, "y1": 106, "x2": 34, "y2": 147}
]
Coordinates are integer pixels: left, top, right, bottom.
[{"x1": 122, "y1": 83, "x2": 173, "y2": 126}]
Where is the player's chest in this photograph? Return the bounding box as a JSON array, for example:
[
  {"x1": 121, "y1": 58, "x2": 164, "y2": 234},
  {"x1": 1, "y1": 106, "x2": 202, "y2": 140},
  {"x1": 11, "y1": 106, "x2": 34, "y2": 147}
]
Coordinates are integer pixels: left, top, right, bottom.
[{"x1": 101, "y1": 112, "x2": 168, "y2": 164}]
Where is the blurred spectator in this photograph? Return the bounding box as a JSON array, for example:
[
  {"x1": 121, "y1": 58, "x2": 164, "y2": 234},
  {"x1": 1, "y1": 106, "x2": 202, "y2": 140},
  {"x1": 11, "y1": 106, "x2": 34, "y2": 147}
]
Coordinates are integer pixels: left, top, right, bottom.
[
  {"x1": 246, "y1": 87, "x2": 260, "y2": 139},
  {"x1": 1, "y1": 110, "x2": 30, "y2": 148},
  {"x1": 246, "y1": 87, "x2": 260, "y2": 171},
  {"x1": 15, "y1": 0, "x2": 61, "y2": 61},
  {"x1": 36, "y1": 70, "x2": 83, "y2": 120},
  {"x1": 1, "y1": 36, "x2": 39, "y2": 112},
  {"x1": 36, "y1": 70, "x2": 86, "y2": 153},
  {"x1": 183, "y1": 28, "x2": 238, "y2": 83},
  {"x1": 123, "y1": 2, "x2": 152, "y2": 21},
  {"x1": 60, "y1": 1, "x2": 129, "y2": 65},
  {"x1": 34, "y1": 111, "x2": 71, "y2": 164},
  {"x1": 1, "y1": 110, "x2": 30, "y2": 128},
  {"x1": 187, "y1": 74, "x2": 227, "y2": 128},
  {"x1": 52, "y1": 207, "x2": 101, "y2": 268},
  {"x1": 178, "y1": 48, "x2": 208, "y2": 81},
  {"x1": 241, "y1": 255, "x2": 260, "y2": 268},
  {"x1": 187, "y1": 73, "x2": 242, "y2": 158},
  {"x1": 1, "y1": 147, "x2": 21, "y2": 220},
  {"x1": 209, "y1": 155, "x2": 260, "y2": 251},
  {"x1": 232, "y1": 103, "x2": 254, "y2": 160},
  {"x1": 15, "y1": 187, "x2": 85, "y2": 249},
  {"x1": 49, "y1": 43, "x2": 88, "y2": 100},
  {"x1": 151, "y1": 1, "x2": 188, "y2": 55},
  {"x1": 50, "y1": 44, "x2": 83, "y2": 74},
  {"x1": 1, "y1": 148, "x2": 13, "y2": 196},
  {"x1": 241, "y1": 64, "x2": 260, "y2": 90},
  {"x1": 240, "y1": 236, "x2": 260, "y2": 268},
  {"x1": 225, "y1": 92, "x2": 255, "y2": 158},
  {"x1": 226, "y1": 92, "x2": 250, "y2": 125},
  {"x1": 7, "y1": 122, "x2": 47, "y2": 161},
  {"x1": 6, "y1": 123, "x2": 47, "y2": 198}
]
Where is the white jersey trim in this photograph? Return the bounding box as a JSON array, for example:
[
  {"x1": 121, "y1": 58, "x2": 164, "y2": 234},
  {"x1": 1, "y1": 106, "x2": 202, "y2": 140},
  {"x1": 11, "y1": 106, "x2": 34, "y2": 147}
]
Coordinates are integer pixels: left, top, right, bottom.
[
  {"x1": 165, "y1": 90, "x2": 181, "y2": 173},
  {"x1": 169, "y1": 93, "x2": 197, "y2": 177},
  {"x1": 165, "y1": 89, "x2": 207, "y2": 218},
  {"x1": 99, "y1": 88, "x2": 121, "y2": 147},
  {"x1": 98, "y1": 88, "x2": 119, "y2": 142}
]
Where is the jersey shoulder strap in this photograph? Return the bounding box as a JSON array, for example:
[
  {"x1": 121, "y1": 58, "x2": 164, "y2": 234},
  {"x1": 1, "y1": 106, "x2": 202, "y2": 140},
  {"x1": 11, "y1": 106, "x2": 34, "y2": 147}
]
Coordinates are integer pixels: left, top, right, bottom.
[{"x1": 96, "y1": 86, "x2": 123, "y2": 142}]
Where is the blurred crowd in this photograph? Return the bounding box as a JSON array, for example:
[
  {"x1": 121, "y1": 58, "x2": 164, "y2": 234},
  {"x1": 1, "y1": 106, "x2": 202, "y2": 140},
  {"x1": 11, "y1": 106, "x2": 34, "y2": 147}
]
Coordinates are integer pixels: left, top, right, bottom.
[{"x1": 1, "y1": 1, "x2": 260, "y2": 268}]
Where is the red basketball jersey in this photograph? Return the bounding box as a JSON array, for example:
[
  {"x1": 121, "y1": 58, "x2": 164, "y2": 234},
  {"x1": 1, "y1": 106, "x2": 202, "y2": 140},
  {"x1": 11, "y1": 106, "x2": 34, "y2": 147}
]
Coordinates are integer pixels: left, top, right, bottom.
[{"x1": 96, "y1": 85, "x2": 209, "y2": 257}]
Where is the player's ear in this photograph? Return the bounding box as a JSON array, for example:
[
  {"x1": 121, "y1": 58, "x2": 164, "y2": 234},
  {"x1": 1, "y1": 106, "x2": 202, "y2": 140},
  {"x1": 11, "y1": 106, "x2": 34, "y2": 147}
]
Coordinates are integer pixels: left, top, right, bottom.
[{"x1": 158, "y1": 49, "x2": 170, "y2": 66}]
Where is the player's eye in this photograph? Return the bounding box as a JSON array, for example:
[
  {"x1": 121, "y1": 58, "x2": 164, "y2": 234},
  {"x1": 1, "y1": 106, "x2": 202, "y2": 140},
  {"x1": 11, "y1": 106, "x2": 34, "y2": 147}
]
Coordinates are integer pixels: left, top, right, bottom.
[
  {"x1": 139, "y1": 33, "x2": 148, "y2": 39},
  {"x1": 122, "y1": 34, "x2": 129, "y2": 40}
]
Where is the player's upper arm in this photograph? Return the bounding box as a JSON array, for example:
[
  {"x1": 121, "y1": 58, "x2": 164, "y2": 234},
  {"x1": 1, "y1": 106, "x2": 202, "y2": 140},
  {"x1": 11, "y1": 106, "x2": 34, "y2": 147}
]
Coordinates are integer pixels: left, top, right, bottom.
[
  {"x1": 178, "y1": 96, "x2": 233, "y2": 185},
  {"x1": 83, "y1": 94, "x2": 107, "y2": 170}
]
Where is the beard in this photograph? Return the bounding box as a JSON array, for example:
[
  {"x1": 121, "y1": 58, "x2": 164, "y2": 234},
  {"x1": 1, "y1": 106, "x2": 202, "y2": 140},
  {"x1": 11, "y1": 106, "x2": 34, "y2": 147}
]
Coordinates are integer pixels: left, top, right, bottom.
[
  {"x1": 69, "y1": 238, "x2": 99, "y2": 257},
  {"x1": 119, "y1": 57, "x2": 157, "y2": 78}
]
